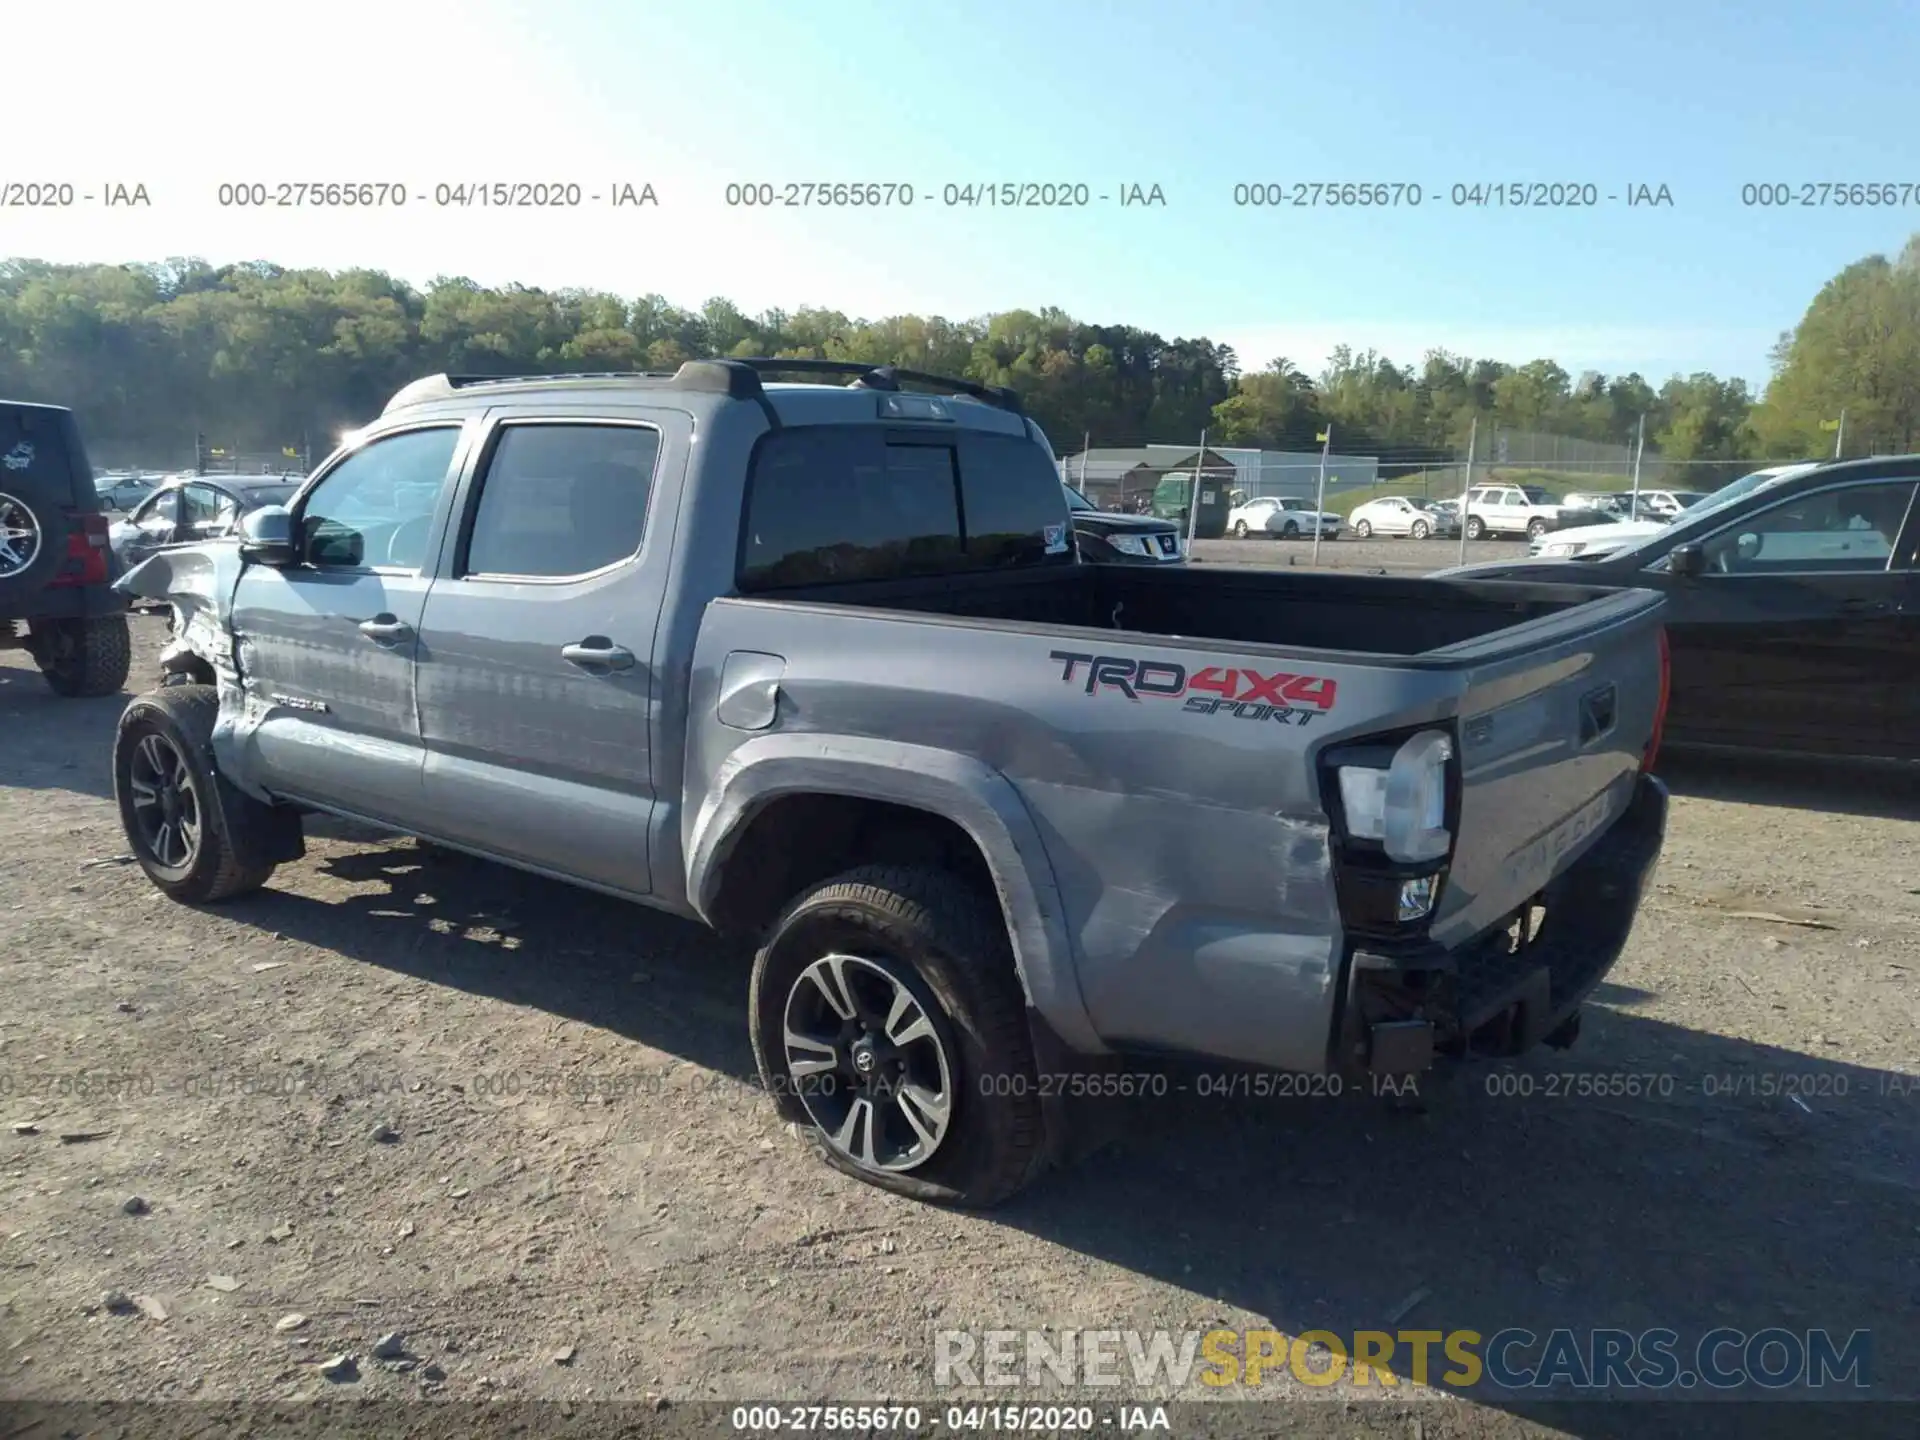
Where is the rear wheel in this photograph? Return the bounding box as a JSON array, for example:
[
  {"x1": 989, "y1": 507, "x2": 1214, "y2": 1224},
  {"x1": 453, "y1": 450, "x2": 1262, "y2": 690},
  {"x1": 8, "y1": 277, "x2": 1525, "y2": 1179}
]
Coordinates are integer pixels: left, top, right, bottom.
[
  {"x1": 1353, "y1": 519, "x2": 1371, "y2": 539},
  {"x1": 31, "y1": 615, "x2": 132, "y2": 698},
  {"x1": 749, "y1": 864, "x2": 1045, "y2": 1207},
  {"x1": 1231, "y1": 519, "x2": 1248, "y2": 539},
  {"x1": 1466, "y1": 515, "x2": 1486, "y2": 541},
  {"x1": 1410, "y1": 519, "x2": 1431, "y2": 540},
  {"x1": 114, "y1": 686, "x2": 279, "y2": 903}
]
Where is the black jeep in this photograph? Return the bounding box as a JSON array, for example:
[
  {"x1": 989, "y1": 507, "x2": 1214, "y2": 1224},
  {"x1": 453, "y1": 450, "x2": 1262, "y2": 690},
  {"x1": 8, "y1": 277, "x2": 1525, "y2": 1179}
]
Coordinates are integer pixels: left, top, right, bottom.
[{"x1": 0, "y1": 401, "x2": 132, "y2": 697}]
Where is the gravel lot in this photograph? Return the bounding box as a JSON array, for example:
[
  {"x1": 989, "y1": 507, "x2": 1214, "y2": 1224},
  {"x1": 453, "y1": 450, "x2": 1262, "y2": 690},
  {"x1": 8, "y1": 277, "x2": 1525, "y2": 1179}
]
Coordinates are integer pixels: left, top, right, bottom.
[{"x1": 3, "y1": 562, "x2": 1916, "y2": 1436}]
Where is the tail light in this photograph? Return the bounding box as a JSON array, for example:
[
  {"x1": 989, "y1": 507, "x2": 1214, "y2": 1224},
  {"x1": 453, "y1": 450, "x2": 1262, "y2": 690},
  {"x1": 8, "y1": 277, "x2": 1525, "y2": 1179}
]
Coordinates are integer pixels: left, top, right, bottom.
[
  {"x1": 46, "y1": 513, "x2": 112, "y2": 589},
  {"x1": 1640, "y1": 626, "x2": 1671, "y2": 773}
]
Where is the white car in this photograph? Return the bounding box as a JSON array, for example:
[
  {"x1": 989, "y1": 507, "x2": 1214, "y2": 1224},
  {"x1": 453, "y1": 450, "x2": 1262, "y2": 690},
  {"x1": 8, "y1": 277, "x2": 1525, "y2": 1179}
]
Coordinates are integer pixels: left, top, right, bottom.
[
  {"x1": 1529, "y1": 464, "x2": 1824, "y2": 560},
  {"x1": 1226, "y1": 495, "x2": 1341, "y2": 539},
  {"x1": 1347, "y1": 495, "x2": 1452, "y2": 539}
]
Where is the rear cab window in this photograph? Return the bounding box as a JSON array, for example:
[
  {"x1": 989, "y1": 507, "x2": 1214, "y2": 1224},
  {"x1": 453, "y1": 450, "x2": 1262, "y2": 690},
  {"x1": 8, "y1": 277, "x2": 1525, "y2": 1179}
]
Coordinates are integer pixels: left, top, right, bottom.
[
  {"x1": 738, "y1": 425, "x2": 1072, "y2": 591},
  {"x1": 0, "y1": 405, "x2": 81, "y2": 507}
]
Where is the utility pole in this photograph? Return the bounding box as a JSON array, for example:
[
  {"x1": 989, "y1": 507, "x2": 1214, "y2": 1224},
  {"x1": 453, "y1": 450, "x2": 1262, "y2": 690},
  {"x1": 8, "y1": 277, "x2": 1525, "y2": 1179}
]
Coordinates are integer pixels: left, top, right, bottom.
[
  {"x1": 1079, "y1": 431, "x2": 1090, "y2": 492},
  {"x1": 1834, "y1": 408, "x2": 1846, "y2": 460},
  {"x1": 1455, "y1": 416, "x2": 1477, "y2": 566},
  {"x1": 1311, "y1": 425, "x2": 1333, "y2": 565},
  {"x1": 1185, "y1": 429, "x2": 1207, "y2": 552},
  {"x1": 1630, "y1": 413, "x2": 1646, "y2": 515}
]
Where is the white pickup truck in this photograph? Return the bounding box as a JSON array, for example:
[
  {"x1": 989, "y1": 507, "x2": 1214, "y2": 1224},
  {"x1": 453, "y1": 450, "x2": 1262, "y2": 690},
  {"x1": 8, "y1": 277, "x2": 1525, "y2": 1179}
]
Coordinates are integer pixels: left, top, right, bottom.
[{"x1": 1464, "y1": 483, "x2": 1574, "y2": 540}]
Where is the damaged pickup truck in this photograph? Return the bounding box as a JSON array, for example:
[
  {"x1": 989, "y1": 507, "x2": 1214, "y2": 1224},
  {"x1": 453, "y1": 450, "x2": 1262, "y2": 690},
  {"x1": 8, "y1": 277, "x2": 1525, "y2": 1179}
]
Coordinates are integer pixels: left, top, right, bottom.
[{"x1": 113, "y1": 359, "x2": 1672, "y2": 1206}]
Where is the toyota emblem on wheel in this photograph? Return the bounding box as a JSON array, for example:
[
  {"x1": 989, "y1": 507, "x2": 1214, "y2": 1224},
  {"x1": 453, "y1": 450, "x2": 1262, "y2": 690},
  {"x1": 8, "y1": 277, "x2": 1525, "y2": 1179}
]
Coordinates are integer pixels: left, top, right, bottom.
[
  {"x1": 0, "y1": 492, "x2": 43, "y2": 579},
  {"x1": 782, "y1": 952, "x2": 956, "y2": 1174}
]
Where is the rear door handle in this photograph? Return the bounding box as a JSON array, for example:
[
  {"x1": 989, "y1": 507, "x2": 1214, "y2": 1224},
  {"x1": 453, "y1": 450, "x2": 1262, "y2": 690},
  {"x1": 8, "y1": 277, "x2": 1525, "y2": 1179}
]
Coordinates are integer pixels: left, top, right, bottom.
[
  {"x1": 358, "y1": 616, "x2": 412, "y2": 642},
  {"x1": 561, "y1": 638, "x2": 635, "y2": 671}
]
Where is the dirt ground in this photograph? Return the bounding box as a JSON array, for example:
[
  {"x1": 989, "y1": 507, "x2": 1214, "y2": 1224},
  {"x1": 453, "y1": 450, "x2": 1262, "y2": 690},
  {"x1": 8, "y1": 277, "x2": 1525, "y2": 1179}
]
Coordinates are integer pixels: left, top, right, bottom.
[{"x1": 2, "y1": 581, "x2": 1916, "y2": 1438}]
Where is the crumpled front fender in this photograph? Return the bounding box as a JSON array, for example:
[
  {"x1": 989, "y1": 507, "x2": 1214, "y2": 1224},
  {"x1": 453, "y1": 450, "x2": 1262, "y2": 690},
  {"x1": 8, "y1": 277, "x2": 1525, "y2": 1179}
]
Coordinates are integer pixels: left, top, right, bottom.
[{"x1": 112, "y1": 543, "x2": 273, "y2": 801}]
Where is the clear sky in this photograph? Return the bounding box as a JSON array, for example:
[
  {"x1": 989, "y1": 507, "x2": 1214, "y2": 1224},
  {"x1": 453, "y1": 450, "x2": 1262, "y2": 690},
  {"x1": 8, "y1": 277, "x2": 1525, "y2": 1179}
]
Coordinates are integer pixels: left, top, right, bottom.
[{"x1": 9, "y1": 0, "x2": 1918, "y2": 391}]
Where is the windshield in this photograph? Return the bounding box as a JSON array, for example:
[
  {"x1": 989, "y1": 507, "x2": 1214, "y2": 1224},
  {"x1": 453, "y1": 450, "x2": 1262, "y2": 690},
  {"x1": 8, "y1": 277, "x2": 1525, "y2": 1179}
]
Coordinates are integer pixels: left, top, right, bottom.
[
  {"x1": 1609, "y1": 467, "x2": 1814, "y2": 558},
  {"x1": 1061, "y1": 484, "x2": 1095, "y2": 512},
  {"x1": 1277, "y1": 498, "x2": 1308, "y2": 510},
  {"x1": 1521, "y1": 486, "x2": 1558, "y2": 504}
]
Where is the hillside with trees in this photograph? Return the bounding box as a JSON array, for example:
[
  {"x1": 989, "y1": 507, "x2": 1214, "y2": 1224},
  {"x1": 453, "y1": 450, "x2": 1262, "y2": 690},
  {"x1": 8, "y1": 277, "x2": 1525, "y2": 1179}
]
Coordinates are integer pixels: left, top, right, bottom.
[{"x1": 1, "y1": 234, "x2": 1915, "y2": 467}]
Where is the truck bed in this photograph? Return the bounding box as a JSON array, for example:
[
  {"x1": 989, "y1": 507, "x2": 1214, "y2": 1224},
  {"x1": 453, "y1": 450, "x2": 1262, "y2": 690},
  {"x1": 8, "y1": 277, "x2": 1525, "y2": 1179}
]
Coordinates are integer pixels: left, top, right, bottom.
[
  {"x1": 764, "y1": 561, "x2": 1644, "y2": 659},
  {"x1": 689, "y1": 560, "x2": 1667, "y2": 1073}
]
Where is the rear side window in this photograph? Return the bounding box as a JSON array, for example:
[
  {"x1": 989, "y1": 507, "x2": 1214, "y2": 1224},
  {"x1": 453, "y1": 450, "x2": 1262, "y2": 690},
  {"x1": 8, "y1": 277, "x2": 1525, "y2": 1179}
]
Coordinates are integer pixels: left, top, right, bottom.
[
  {"x1": 464, "y1": 423, "x2": 659, "y2": 578},
  {"x1": 956, "y1": 431, "x2": 1073, "y2": 569},
  {"x1": 738, "y1": 426, "x2": 1071, "y2": 591}
]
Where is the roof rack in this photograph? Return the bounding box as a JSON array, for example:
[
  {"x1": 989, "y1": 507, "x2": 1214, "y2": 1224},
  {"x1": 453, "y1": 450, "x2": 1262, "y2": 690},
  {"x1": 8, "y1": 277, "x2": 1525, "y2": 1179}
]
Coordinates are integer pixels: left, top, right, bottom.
[
  {"x1": 381, "y1": 359, "x2": 1024, "y2": 416},
  {"x1": 721, "y1": 357, "x2": 1023, "y2": 414}
]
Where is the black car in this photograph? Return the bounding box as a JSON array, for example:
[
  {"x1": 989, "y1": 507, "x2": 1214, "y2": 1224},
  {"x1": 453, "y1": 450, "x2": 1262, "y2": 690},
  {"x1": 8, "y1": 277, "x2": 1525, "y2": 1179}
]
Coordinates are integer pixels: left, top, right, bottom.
[
  {"x1": 110, "y1": 476, "x2": 303, "y2": 575},
  {"x1": 1062, "y1": 483, "x2": 1185, "y2": 564},
  {"x1": 0, "y1": 401, "x2": 132, "y2": 697},
  {"x1": 1441, "y1": 455, "x2": 1920, "y2": 762}
]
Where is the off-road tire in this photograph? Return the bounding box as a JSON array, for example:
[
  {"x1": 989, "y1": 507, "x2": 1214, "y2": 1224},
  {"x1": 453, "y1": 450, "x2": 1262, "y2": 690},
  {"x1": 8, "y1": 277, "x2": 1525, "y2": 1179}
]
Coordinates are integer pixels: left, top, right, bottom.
[
  {"x1": 1353, "y1": 519, "x2": 1371, "y2": 539},
  {"x1": 749, "y1": 864, "x2": 1045, "y2": 1207},
  {"x1": 32, "y1": 615, "x2": 132, "y2": 698},
  {"x1": 114, "y1": 685, "x2": 278, "y2": 903}
]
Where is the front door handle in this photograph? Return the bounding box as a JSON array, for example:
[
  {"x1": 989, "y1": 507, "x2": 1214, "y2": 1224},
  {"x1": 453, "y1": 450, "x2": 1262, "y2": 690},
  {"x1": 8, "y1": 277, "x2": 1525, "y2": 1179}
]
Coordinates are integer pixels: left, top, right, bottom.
[
  {"x1": 1836, "y1": 597, "x2": 1890, "y2": 616},
  {"x1": 358, "y1": 615, "x2": 412, "y2": 642},
  {"x1": 561, "y1": 638, "x2": 635, "y2": 671}
]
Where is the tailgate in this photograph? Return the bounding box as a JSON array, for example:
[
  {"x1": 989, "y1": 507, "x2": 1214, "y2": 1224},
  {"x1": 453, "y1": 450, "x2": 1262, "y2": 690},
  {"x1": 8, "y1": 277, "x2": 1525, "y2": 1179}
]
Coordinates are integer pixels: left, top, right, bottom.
[{"x1": 1426, "y1": 586, "x2": 1666, "y2": 950}]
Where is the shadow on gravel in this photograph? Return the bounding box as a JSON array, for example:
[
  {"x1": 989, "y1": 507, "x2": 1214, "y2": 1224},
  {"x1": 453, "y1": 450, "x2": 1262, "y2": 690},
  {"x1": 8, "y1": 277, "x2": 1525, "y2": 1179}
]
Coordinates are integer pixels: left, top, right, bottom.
[
  {"x1": 220, "y1": 832, "x2": 759, "y2": 1086},
  {"x1": 992, "y1": 1004, "x2": 1918, "y2": 1431},
  {"x1": 1656, "y1": 748, "x2": 1920, "y2": 821},
  {"x1": 0, "y1": 659, "x2": 126, "y2": 801},
  {"x1": 194, "y1": 814, "x2": 1916, "y2": 1434}
]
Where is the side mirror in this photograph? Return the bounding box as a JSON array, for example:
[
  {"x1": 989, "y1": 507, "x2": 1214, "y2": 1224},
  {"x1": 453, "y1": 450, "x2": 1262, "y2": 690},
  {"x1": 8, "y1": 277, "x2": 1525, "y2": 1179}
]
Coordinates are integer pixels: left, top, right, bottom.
[
  {"x1": 1668, "y1": 542, "x2": 1706, "y2": 579},
  {"x1": 238, "y1": 505, "x2": 296, "y2": 566}
]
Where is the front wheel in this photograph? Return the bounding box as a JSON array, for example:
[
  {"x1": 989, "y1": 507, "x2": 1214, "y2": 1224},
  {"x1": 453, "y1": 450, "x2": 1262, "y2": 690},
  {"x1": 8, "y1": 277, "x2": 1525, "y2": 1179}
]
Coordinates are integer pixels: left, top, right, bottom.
[
  {"x1": 749, "y1": 864, "x2": 1045, "y2": 1207},
  {"x1": 31, "y1": 615, "x2": 131, "y2": 698},
  {"x1": 1527, "y1": 517, "x2": 1550, "y2": 539},
  {"x1": 114, "y1": 687, "x2": 279, "y2": 903},
  {"x1": 1410, "y1": 519, "x2": 1431, "y2": 540},
  {"x1": 1353, "y1": 519, "x2": 1371, "y2": 539},
  {"x1": 1282, "y1": 520, "x2": 1300, "y2": 539},
  {"x1": 1232, "y1": 520, "x2": 1248, "y2": 539},
  {"x1": 1466, "y1": 515, "x2": 1486, "y2": 541}
]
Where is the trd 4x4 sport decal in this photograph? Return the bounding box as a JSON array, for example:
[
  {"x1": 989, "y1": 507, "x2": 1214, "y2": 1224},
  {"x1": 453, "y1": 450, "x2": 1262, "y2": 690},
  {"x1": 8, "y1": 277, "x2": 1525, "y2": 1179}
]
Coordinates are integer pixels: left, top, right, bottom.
[{"x1": 1049, "y1": 650, "x2": 1337, "y2": 727}]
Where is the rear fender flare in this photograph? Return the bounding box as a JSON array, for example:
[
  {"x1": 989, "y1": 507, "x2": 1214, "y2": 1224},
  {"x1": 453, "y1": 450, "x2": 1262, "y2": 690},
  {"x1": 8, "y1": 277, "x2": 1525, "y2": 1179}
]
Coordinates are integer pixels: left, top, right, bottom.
[{"x1": 686, "y1": 733, "x2": 1101, "y2": 1053}]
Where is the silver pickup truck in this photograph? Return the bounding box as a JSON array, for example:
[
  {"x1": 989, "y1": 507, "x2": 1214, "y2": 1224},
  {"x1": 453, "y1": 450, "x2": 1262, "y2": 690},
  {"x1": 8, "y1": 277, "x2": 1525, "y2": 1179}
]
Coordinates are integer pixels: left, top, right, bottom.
[{"x1": 113, "y1": 359, "x2": 1671, "y2": 1206}]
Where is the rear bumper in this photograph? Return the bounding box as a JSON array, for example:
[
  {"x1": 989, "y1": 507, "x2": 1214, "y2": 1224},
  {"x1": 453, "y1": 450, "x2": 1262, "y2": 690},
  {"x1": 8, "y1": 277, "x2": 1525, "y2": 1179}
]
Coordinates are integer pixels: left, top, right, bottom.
[{"x1": 1339, "y1": 771, "x2": 1669, "y2": 1073}]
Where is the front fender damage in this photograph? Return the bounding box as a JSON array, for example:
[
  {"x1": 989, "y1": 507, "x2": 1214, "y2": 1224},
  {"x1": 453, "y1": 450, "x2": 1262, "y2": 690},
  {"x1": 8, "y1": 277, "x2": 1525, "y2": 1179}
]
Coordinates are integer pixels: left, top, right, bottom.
[{"x1": 113, "y1": 544, "x2": 279, "y2": 807}]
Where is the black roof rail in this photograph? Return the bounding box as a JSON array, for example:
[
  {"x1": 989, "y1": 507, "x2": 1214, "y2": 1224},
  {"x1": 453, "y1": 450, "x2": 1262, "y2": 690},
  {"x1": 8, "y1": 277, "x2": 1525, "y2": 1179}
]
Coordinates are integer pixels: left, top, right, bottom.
[
  {"x1": 721, "y1": 357, "x2": 1024, "y2": 414},
  {"x1": 383, "y1": 361, "x2": 1025, "y2": 416}
]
